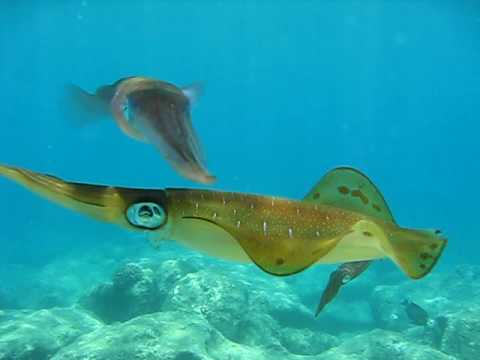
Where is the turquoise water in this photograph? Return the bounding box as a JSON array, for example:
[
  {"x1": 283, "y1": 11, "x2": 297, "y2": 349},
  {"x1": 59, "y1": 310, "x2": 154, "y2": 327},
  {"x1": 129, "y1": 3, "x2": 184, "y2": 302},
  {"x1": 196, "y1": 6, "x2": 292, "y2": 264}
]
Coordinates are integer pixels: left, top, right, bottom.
[{"x1": 0, "y1": 1, "x2": 478, "y2": 359}]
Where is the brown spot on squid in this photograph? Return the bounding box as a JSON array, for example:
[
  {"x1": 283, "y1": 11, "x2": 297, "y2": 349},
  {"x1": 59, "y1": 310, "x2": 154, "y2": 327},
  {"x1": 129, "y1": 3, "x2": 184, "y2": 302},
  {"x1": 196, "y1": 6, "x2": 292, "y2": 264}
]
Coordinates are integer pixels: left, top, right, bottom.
[{"x1": 351, "y1": 189, "x2": 369, "y2": 205}]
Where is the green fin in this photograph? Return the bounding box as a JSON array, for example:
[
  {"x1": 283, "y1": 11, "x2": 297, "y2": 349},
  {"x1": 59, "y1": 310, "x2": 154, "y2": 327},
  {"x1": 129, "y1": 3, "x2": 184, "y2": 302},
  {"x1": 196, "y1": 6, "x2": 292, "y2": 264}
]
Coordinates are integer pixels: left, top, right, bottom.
[
  {"x1": 304, "y1": 167, "x2": 396, "y2": 224},
  {"x1": 386, "y1": 228, "x2": 447, "y2": 279}
]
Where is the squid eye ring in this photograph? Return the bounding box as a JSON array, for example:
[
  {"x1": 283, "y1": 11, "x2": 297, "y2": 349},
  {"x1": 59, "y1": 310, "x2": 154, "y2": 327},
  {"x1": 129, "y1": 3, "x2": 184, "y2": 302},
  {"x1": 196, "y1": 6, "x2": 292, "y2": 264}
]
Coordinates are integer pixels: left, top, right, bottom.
[{"x1": 126, "y1": 202, "x2": 166, "y2": 229}]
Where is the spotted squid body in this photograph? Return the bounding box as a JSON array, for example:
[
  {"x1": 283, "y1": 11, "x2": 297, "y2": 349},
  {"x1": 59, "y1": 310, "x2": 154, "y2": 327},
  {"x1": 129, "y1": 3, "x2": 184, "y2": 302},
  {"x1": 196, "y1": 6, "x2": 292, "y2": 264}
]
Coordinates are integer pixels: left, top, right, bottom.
[{"x1": 0, "y1": 164, "x2": 446, "y2": 281}]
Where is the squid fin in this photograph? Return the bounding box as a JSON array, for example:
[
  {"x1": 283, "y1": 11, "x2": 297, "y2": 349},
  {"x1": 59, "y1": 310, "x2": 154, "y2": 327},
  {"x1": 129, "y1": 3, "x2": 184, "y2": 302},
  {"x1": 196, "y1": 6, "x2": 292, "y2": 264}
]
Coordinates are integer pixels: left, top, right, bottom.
[
  {"x1": 304, "y1": 168, "x2": 383, "y2": 314},
  {"x1": 64, "y1": 83, "x2": 111, "y2": 124},
  {"x1": 304, "y1": 167, "x2": 396, "y2": 224},
  {"x1": 182, "y1": 216, "x2": 343, "y2": 276},
  {"x1": 182, "y1": 82, "x2": 204, "y2": 105},
  {"x1": 235, "y1": 233, "x2": 343, "y2": 276},
  {"x1": 386, "y1": 228, "x2": 447, "y2": 279},
  {"x1": 305, "y1": 167, "x2": 446, "y2": 279}
]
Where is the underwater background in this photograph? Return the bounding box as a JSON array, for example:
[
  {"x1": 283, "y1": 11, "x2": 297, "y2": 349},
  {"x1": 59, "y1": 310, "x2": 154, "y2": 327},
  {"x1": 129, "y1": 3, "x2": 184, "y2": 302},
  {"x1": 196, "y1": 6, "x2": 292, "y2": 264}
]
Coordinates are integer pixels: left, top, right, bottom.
[{"x1": 0, "y1": 1, "x2": 479, "y2": 359}]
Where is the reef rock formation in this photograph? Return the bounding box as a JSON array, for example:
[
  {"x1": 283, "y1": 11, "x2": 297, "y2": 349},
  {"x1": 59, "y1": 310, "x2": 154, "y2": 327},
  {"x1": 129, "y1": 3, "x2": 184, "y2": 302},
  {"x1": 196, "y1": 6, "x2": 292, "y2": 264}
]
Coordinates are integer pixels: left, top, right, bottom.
[
  {"x1": 80, "y1": 262, "x2": 161, "y2": 323},
  {"x1": 48, "y1": 312, "x2": 460, "y2": 360},
  {"x1": 160, "y1": 264, "x2": 335, "y2": 354},
  {"x1": 52, "y1": 311, "x2": 284, "y2": 360},
  {"x1": 0, "y1": 307, "x2": 101, "y2": 360},
  {"x1": 369, "y1": 265, "x2": 479, "y2": 331},
  {"x1": 370, "y1": 264, "x2": 480, "y2": 360},
  {"x1": 319, "y1": 329, "x2": 457, "y2": 360},
  {"x1": 73, "y1": 256, "x2": 342, "y2": 358},
  {"x1": 438, "y1": 305, "x2": 480, "y2": 360},
  {"x1": 2, "y1": 250, "x2": 480, "y2": 360}
]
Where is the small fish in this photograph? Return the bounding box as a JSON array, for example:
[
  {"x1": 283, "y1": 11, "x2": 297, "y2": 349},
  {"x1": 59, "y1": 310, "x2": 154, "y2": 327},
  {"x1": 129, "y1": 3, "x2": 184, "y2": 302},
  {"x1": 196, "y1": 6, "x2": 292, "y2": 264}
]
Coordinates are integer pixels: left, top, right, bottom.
[
  {"x1": 402, "y1": 298, "x2": 430, "y2": 326},
  {"x1": 66, "y1": 76, "x2": 215, "y2": 184},
  {"x1": 0, "y1": 165, "x2": 447, "y2": 314},
  {"x1": 315, "y1": 260, "x2": 371, "y2": 316}
]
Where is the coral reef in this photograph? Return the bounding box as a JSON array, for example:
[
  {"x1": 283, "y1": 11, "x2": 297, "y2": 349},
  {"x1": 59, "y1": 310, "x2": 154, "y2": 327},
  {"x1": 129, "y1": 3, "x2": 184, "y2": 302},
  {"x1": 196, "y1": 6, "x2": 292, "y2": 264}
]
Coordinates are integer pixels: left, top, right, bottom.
[
  {"x1": 0, "y1": 240, "x2": 152, "y2": 310},
  {"x1": 320, "y1": 329, "x2": 457, "y2": 360},
  {"x1": 51, "y1": 309, "x2": 342, "y2": 360},
  {"x1": 370, "y1": 265, "x2": 480, "y2": 360},
  {"x1": 0, "y1": 249, "x2": 479, "y2": 359},
  {"x1": 80, "y1": 261, "x2": 161, "y2": 323},
  {"x1": 52, "y1": 311, "x2": 274, "y2": 360},
  {"x1": 437, "y1": 305, "x2": 480, "y2": 360},
  {"x1": 0, "y1": 307, "x2": 101, "y2": 360}
]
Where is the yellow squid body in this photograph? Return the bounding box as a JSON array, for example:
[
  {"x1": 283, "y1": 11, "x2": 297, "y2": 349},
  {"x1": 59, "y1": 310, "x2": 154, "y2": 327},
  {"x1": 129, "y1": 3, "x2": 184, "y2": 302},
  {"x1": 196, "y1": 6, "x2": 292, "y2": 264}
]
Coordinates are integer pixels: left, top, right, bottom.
[{"x1": 0, "y1": 164, "x2": 446, "y2": 279}]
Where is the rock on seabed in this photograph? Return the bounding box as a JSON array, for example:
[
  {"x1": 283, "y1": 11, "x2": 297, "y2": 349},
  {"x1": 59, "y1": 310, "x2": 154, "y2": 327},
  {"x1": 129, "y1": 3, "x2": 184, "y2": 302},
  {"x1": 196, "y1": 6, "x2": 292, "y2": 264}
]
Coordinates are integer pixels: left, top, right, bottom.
[
  {"x1": 0, "y1": 307, "x2": 102, "y2": 360},
  {"x1": 1, "y1": 254, "x2": 480, "y2": 360}
]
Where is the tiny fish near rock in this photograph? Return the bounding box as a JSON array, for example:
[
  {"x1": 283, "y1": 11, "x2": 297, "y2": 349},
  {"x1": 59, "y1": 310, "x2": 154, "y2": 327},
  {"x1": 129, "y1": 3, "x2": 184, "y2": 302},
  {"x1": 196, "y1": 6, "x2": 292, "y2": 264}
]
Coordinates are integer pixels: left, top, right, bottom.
[{"x1": 402, "y1": 299, "x2": 430, "y2": 326}]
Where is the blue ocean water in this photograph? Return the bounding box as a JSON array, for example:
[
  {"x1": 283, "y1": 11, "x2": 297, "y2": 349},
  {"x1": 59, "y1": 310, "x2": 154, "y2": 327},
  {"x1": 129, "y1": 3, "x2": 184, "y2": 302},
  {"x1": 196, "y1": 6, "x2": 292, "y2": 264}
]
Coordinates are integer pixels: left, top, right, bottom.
[{"x1": 0, "y1": 1, "x2": 479, "y2": 358}]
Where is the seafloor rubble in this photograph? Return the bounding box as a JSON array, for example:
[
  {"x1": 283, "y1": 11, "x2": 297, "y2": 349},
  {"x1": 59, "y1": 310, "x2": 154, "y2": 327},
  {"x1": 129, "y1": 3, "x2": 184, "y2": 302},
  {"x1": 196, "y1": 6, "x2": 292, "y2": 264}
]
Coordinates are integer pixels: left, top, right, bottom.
[{"x1": 0, "y1": 243, "x2": 478, "y2": 360}]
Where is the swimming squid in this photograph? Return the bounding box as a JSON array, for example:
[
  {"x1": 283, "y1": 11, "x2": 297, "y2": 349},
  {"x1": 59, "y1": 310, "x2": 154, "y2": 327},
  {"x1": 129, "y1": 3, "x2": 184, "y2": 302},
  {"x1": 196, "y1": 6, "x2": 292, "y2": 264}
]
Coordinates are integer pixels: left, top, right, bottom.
[
  {"x1": 0, "y1": 164, "x2": 447, "y2": 313},
  {"x1": 66, "y1": 76, "x2": 215, "y2": 184},
  {"x1": 315, "y1": 260, "x2": 371, "y2": 316}
]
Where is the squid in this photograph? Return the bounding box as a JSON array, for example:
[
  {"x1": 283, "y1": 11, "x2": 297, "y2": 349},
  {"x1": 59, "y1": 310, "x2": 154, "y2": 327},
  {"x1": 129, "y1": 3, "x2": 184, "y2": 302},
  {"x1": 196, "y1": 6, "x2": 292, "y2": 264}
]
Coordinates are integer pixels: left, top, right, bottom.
[
  {"x1": 67, "y1": 76, "x2": 215, "y2": 184},
  {"x1": 315, "y1": 260, "x2": 371, "y2": 316},
  {"x1": 0, "y1": 164, "x2": 447, "y2": 313}
]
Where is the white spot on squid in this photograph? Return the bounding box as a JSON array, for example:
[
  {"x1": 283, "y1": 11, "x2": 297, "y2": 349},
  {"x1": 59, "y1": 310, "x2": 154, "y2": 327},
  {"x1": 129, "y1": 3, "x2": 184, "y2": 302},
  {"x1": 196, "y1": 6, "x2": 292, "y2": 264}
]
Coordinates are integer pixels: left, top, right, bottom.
[
  {"x1": 233, "y1": 209, "x2": 237, "y2": 216},
  {"x1": 236, "y1": 220, "x2": 241, "y2": 228},
  {"x1": 263, "y1": 221, "x2": 268, "y2": 235},
  {"x1": 326, "y1": 215, "x2": 330, "y2": 221},
  {"x1": 212, "y1": 212, "x2": 217, "y2": 220},
  {"x1": 288, "y1": 228, "x2": 293, "y2": 238},
  {"x1": 315, "y1": 231, "x2": 320, "y2": 237}
]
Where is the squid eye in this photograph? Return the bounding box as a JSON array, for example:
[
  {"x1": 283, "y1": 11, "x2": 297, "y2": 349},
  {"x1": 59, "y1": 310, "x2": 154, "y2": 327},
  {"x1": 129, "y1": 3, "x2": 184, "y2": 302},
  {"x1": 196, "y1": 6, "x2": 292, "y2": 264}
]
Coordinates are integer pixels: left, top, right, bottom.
[{"x1": 126, "y1": 202, "x2": 166, "y2": 229}]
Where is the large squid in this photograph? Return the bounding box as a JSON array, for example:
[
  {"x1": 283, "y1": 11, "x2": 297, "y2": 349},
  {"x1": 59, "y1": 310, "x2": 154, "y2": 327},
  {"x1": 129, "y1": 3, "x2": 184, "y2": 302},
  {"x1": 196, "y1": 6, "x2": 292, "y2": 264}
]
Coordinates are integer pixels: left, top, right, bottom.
[{"x1": 0, "y1": 164, "x2": 446, "y2": 312}]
